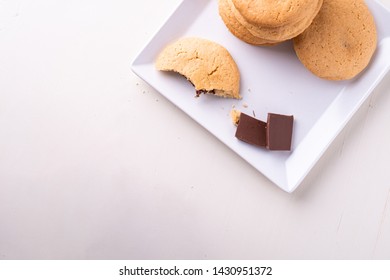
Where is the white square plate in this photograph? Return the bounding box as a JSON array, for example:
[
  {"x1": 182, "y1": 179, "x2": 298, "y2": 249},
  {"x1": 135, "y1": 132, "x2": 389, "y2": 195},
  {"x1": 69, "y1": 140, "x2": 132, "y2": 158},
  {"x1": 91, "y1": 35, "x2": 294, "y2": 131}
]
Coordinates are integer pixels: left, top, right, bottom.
[{"x1": 131, "y1": 0, "x2": 390, "y2": 193}]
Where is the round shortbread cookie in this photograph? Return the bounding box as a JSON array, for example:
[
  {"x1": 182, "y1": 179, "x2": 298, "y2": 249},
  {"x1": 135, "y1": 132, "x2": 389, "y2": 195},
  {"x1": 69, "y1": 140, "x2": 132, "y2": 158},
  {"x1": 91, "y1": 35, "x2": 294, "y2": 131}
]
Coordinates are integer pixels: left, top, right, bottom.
[
  {"x1": 293, "y1": 0, "x2": 377, "y2": 80},
  {"x1": 229, "y1": 0, "x2": 323, "y2": 42},
  {"x1": 218, "y1": 0, "x2": 278, "y2": 46},
  {"x1": 155, "y1": 37, "x2": 241, "y2": 99}
]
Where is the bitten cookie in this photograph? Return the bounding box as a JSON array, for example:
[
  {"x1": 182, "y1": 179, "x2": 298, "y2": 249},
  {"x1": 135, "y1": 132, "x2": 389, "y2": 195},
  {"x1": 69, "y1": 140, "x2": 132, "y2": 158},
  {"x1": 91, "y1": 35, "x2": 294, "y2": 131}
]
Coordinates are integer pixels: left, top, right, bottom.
[
  {"x1": 293, "y1": 0, "x2": 377, "y2": 80},
  {"x1": 156, "y1": 37, "x2": 241, "y2": 99}
]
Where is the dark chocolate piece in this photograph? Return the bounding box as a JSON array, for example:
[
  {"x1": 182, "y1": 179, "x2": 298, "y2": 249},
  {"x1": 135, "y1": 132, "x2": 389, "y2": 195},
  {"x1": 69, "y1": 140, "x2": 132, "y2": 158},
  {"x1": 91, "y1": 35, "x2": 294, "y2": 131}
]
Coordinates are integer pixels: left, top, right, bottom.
[
  {"x1": 266, "y1": 113, "x2": 294, "y2": 151},
  {"x1": 235, "y1": 113, "x2": 267, "y2": 147},
  {"x1": 196, "y1": 89, "x2": 215, "y2": 97},
  {"x1": 186, "y1": 79, "x2": 215, "y2": 97}
]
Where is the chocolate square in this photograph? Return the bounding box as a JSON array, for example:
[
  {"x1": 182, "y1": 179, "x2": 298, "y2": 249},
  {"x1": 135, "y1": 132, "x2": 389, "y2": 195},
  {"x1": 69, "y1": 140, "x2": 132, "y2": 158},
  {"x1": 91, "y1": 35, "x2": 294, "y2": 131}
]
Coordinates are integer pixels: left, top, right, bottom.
[
  {"x1": 235, "y1": 113, "x2": 267, "y2": 147},
  {"x1": 266, "y1": 113, "x2": 294, "y2": 151}
]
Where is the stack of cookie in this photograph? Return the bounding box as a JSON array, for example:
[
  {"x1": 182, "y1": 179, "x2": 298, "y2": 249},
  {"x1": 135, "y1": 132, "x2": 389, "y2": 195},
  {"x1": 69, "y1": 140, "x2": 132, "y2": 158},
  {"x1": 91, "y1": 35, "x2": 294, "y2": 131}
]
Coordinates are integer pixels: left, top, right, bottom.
[
  {"x1": 219, "y1": 0, "x2": 323, "y2": 45},
  {"x1": 219, "y1": 0, "x2": 377, "y2": 80}
]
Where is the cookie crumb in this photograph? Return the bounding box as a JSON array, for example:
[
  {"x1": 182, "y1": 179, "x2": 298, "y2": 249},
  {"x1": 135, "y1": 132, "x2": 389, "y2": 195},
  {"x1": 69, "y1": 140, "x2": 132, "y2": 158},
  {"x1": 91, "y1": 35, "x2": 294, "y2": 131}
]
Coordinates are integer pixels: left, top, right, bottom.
[
  {"x1": 230, "y1": 109, "x2": 241, "y2": 126},
  {"x1": 242, "y1": 103, "x2": 248, "y2": 108}
]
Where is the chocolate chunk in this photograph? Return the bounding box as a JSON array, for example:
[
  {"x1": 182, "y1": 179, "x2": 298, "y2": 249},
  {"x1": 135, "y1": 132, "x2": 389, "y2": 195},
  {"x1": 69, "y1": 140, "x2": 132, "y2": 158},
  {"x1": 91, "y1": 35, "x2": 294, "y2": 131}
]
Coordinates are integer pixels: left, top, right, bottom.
[
  {"x1": 266, "y1": 113, "x2": 294, "y2": 151},
  {"x1": 196, "y1": 89, "x2": 215, "y2": 97},
  {"x1": 235, "y1": 113, "x2": 267, "y2": 147},
  {"x1": 186, "y1": 79, "x2": 215, "y2": 97}
]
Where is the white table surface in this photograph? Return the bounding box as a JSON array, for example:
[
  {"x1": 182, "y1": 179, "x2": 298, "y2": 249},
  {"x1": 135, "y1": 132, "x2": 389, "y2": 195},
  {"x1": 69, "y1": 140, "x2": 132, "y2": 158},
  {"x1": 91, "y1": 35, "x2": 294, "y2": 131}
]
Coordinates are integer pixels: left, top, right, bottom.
[{"x1": 1, "y1": 0, "x2": 390, "y2": 259}]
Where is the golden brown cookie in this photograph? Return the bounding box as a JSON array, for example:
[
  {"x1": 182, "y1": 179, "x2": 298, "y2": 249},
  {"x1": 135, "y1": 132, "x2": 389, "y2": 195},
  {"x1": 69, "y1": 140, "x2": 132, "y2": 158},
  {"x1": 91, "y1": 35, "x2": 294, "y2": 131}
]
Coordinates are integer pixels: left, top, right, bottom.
[
  {"x1": 218, "y1": 0, "x2": 278, "y2": 46},
  {"x1": 155, "y1": 37, "x2": 241, "y2": 99},
  {"x1": 229, "y1": 0, "x2": 323, "y2": 42},
  {"x1": 231, "y1": 0, "x2": 316, "y2": 27},
  {"x1": 293, "y1": 0, "x2": 377, "y2": 80}
]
